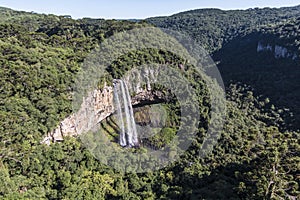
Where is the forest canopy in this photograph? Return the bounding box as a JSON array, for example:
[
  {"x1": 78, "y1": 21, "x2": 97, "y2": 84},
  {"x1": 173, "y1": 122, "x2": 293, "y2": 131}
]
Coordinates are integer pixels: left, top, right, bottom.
[{"x1": 0, "y1": 5, "x2": 299, "y2": 199}]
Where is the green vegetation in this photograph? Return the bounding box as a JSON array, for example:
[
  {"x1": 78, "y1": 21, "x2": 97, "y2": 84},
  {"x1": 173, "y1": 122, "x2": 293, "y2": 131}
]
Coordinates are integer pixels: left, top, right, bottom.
[
  {"x1": 0, "y1": 6, "x2": 299, "y2": 199},
  {"x1": 147, "y1": 6, "x2": 300, "y2": 53}
]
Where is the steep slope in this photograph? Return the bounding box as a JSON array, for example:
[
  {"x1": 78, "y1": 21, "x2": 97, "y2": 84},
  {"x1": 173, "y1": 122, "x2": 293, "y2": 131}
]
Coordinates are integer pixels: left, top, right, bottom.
[{"x1": 214, "y1": 18, "x2": 300, "y2": 130}]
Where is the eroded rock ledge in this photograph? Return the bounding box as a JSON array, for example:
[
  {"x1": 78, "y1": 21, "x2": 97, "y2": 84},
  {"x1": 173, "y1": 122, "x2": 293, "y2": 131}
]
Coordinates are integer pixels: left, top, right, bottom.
[{"x1": 42, "y1": 84, "x2": 168, "y2": 144}]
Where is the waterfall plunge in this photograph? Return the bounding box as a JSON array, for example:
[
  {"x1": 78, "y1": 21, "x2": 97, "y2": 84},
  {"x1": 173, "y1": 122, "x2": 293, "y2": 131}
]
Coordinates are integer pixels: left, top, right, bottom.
[{"x1": 113, "y1": 79, "x2": 138, "y2": 147}]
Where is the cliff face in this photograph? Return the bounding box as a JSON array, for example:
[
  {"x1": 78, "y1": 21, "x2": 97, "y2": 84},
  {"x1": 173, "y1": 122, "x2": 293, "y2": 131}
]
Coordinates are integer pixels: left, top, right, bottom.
[
  {"x1": 42, "y1": 85, "x2": 115, "y2": 144},
  {"x1": 42, "y1": 81, "x2": 168, "y2": 144},
  {"x1": 257, "y1": 41, "x2": 298, "y2": 60}
]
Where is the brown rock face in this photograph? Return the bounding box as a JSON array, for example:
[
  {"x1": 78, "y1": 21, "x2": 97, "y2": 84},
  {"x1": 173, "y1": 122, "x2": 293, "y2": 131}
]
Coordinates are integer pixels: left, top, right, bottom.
[
  {"x1": 43, "y1": 85, "x2": 114, "y2": 144},
  {"x1": 132, "y1": 90, "x2": 169, "y2": 106}
]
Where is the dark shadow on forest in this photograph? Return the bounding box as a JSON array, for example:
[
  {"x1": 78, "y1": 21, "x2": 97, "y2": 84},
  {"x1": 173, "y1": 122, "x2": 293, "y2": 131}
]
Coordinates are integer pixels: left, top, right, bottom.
[{"x1": 213, "y1": 32, "x2": 300, "y2": 131}]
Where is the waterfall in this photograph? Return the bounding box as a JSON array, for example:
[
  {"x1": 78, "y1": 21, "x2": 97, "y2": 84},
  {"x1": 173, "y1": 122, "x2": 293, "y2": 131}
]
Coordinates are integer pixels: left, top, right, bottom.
[
  {"x1": 113, "y1": 79, "x2": 138, "y2": 147},
  {"x1": 113, "y1": 81, "x2": 126, "y2": 146}
]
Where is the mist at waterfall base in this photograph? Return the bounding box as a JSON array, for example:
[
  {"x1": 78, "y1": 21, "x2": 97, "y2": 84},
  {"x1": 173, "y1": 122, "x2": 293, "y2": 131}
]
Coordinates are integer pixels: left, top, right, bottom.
[{"x1": 113, "y1": 79, "x2": 139, "y2": 147}]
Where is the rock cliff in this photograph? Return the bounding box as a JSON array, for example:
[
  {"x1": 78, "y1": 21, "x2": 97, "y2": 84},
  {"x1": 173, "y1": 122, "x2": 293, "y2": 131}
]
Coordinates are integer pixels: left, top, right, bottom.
[
  {"x1": 42, "y1": 84, "x2": 114, "y2": 144},
  {"x1": 257, "y1": 41, "x2": 298, "y2": 60}
]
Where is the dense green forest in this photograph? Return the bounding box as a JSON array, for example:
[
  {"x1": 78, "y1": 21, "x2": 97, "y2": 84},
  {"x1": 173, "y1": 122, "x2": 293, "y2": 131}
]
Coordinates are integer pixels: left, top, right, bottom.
[{"x1": 0, "y1": 5, "x2": 299, "y2": 199}]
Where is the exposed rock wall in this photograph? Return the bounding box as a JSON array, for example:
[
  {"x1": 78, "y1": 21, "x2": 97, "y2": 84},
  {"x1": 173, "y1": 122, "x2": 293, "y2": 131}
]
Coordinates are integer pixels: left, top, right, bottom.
[
  {"x1": 257, "y1": 41, "x2": 298, "y2": 60},
  {"x1": 42, "y1": 85, "x2": 114, "y2": 144}
]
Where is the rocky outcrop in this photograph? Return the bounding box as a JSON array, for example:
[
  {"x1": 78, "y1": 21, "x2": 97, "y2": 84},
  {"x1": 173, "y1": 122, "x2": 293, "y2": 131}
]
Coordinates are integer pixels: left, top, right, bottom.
[
  {"x1": 257, "y1": 41, "x2": 298, "y2": 60},
  {"x1": 132, "y1": 90, "x2": 169, "y2": 106},
  {"x1": 257, "y1": 42, "x2": 272, "y2": 52},
  {"x1": 42, "y1": 84, "x2": 115, "y2": 144},
  {"x1": 274, "y1": 45, "x2": 298, "y2": 59}
]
